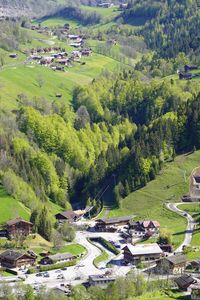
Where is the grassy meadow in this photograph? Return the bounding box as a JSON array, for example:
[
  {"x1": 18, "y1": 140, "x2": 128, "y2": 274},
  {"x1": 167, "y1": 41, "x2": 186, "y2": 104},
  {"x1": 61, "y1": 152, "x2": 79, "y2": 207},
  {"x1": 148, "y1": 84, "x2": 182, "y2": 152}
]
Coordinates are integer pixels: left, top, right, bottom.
[
  {"x1": 0, "y1": 53, "x2": 120, "y2": 110},
  {"x1": 0, "y1": 186, "x2": 30, "y2": 224},
  {"x1": 105, "y1": 151, "x2": 200, "y2": 247}
]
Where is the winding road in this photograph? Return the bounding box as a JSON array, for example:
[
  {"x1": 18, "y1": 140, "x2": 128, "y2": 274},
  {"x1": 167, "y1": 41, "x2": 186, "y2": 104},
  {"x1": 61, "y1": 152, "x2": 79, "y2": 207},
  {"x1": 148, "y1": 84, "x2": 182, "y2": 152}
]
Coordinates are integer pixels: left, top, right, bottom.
[{"x1": 166, "y1": 202, "x2": 195, "y2": 253}]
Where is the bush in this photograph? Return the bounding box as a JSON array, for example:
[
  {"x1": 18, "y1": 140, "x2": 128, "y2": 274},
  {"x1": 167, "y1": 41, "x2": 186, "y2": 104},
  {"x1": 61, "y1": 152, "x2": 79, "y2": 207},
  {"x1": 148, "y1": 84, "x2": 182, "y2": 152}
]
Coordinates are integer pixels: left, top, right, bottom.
[
  {"x1": 90, "y1": 237, "x2": 120, "y2": 255},
  {"x1": 40, "y1": 260, "x2": 76, "y2": 272},
  {"x1": 27, "y1": 260, "x2": 77, "y2": 274}
]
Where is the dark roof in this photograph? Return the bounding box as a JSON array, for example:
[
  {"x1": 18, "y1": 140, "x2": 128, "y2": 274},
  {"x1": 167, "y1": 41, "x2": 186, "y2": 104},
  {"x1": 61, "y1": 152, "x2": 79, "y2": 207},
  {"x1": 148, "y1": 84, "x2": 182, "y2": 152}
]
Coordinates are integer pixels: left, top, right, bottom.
[
  {"x1": 194, "y1": 176, "x2": 200, "y2": 183},
  {"x1": 55, "y1": 211, "x2": 78, "y2": 220},
  {"x1": 6, "y1": 218, "x2": 33, "y2": 226},
  {"x1": 0, "y1": 250, "x2": 25, "y2": 261},
  {"x1": 48, "y1": 253, "x2": 74, "y2": 262},
  {"x1": 98, "y1": 216, "x2": 133, "y2": 225},
  {"x1": 89, "y1": 275, "x2": 116, "y2": 282},
  {"x1": 166, "y1": 254, "x2": 186, "y2": 265},
  {"x1": 174, "y1": 274, "x2": 196, "y2": 289}
]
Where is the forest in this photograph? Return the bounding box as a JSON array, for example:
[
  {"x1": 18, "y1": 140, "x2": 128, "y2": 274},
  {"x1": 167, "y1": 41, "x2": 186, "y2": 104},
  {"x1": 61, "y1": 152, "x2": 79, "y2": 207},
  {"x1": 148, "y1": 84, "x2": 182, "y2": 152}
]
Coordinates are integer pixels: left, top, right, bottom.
[{"x1": 0, "y1": 0, "x2": 199, "y2": 235}]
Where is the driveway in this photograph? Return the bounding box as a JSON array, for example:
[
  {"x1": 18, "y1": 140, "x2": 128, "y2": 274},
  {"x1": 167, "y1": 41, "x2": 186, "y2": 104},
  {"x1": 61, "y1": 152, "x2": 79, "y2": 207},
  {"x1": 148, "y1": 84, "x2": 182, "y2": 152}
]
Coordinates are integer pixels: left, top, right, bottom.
[{"x1": 166, "y1": 202, "x2": 195, "y2": 252}]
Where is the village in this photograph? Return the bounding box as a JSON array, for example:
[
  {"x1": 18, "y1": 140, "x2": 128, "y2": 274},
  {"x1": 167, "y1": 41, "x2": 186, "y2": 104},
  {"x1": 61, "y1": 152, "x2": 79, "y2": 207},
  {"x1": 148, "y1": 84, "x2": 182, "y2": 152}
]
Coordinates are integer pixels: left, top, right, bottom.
[
  {"x1": 0, "y1": 191, "x2": 199, "y2": 300},
  {"x1": 8, "y1": 22, "x2": 93, "y2": 74},
  {"x1": 0, "y1": 167, "x2": 200, "y2": 297},
  {"x1": 0, "y1": 3, "x2": 200, "y2": 300}
]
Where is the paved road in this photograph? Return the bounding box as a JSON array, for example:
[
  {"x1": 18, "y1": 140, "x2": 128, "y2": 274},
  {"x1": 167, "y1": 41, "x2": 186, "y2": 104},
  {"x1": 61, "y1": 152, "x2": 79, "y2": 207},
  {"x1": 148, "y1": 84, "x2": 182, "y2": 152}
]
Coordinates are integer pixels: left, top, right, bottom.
[
  {"x1": 23, "y1": 230, "x2": 131, "y2": 289},
  {"x1": 166, "y1": 202, "x2": 195, "y2": 252}
]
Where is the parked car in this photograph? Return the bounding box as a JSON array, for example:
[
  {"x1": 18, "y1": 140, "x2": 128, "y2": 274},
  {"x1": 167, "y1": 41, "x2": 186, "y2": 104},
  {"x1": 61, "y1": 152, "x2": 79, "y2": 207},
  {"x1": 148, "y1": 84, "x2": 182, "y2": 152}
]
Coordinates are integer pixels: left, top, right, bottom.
[
  {"x1": 55, "y1": 269, "x2": 62, "y2": 273},
  {"x1": 62, "y1": 267, "x2": 67, "y2": 271},
  {"x1": 75, "y1": 276, "x2": 81, "y2": 280},
  {"x1": 36, "y1": 273, "x2": 42, "y2": 277}
]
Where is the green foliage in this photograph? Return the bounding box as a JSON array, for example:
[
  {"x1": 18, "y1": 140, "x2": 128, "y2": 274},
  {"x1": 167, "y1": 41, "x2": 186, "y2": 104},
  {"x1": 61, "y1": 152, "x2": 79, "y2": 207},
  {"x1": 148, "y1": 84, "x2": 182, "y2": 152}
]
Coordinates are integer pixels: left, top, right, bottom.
[
  {"x1": 27, "y1": 259, "x2": 76, "y2": 273},
  {"x1": 58, "y1": 222, "x2": 76, "y2": 242},
  {"x1": 2, "y1": 169, "x2": 40, "y2": 210},
  {"x1": 90, "y1": 237, "x2": 120, "y2": 255},
  {"x1": 157, "y1": 229, "x2": 172, "y2": 245}
]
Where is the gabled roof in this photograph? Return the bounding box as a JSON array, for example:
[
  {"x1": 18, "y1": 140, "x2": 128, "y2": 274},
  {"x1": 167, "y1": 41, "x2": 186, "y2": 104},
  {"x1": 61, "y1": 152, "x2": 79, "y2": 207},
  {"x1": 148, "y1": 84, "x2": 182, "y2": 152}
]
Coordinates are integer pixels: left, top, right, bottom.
[
  {"x1": 165, "y1": 254, "x2": 186, "y2": 265},
  {"x1": 55, "y1": 211, "x2": 78, "y2": 220},
  {"x1": 98, "y1": 216, "x2": 133, "y2": 225},
  {"x1": 6, "y1": 218, "x2": 33, "y2": 226},
  {"x1": 174, "y1": 274, "x2": 196, "y2": 289},
  {"x1": 0, "y1": 250, "x2": 33, "y2": 262},
  {"x1": 142, "y1": 221, "x2": 160, "y2": 228},
  {"x1": 48, "y1": 253, "x2": 74, "y2": 262},
  {"x1": 123, "y1": 243, "x2": 163, "y2": 256}
]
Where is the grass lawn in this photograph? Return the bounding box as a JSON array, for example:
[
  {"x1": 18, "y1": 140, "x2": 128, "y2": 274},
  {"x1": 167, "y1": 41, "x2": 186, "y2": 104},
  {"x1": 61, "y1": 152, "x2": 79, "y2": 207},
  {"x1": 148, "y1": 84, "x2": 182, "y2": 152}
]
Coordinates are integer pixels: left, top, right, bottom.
[
  {"x1": 29, "y1": 243, "x2": 86, "y2": 262},
  {"x1": 130, "y1": 290, "x2": 189, "y2": 300},
  {"x1": 106, "y1": 151, "x2": 200, "y2": 248},
  {"x1": 186, "y1": 250, "x2": 200, "y2": 260},
  {"x1": 0, "y1": 53, "x2": 121, "y2": 110},
  {"x1": 58, "y1": 244, "x2": 86, "y2": 256},
  {"x1": 36, "y1": 18, "x2": 80, "y2": 28},
  {"x1": 93, "y1": 250, "x2": 108, "y2": 267},
  {"x1": 0, "y1": 270, "x2": 13, "y2": 277},
  {"x1": 0, "y1": 186, "x2": 30, "y2": 224},
  {"x1": 80, "y1": 5, "x2": 120, "y2": 20}
]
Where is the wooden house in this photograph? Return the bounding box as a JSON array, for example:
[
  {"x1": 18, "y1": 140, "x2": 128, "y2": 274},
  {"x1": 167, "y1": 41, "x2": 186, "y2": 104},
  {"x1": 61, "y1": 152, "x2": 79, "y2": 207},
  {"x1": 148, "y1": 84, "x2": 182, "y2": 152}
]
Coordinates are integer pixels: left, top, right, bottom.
[
  {"x1": 174, "y1": 274, "x2": 196, "y2": 291},
  {"x1": 129, "y1": 220, "x2": 160, "y2": 237},
  {"x1": 156, "y1": 254, "x2": 186, "y2": 274},
  {"x1": 179, "y1": 72, "x2": 192, "y2": 80},
  {"x1": 6, "y1": 218, "x2": 33, "y2": 237},
  {"x1": 123, "y1": 243, "x2": 163, "y2": 265},
  {"x1": 184, "y1": 64, "x2": 198, "y2": 72},
  {"x1": 55, "y1": 211, "x2": 79, "y2": 223},
  {"x1": 89, "y1": 275, "x2": 116, "y2": 287},
  {"x1": 9, "y1": 53, "x2": 17, "y2": 58},
  {"x1": 0, "y1": 250, "x2": 36, "y2": 268},
  {"x1": 96, "y1": 216, "x2": 132, "y2": 231}
]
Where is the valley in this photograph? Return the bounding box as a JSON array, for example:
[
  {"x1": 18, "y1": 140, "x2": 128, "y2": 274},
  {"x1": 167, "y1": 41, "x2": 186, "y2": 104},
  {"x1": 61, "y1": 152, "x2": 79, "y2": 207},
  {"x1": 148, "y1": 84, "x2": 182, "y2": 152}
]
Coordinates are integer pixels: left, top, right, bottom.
[{"x1": 0, "y1": 1, "x2": 200, "y2": 299}]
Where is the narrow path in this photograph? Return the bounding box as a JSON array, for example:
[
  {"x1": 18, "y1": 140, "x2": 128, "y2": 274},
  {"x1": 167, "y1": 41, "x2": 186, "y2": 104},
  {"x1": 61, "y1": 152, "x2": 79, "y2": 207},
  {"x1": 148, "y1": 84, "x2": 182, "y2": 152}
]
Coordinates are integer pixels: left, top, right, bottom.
[{"x1": 166, "y1": 202, "x2": 195, "y2": 253}]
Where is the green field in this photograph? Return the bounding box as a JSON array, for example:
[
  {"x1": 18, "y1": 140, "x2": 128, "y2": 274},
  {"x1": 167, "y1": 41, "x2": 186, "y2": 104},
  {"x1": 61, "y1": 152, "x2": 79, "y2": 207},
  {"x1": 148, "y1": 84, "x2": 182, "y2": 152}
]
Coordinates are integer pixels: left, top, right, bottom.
[
  {"x1": 81, "y1": 5, "x2": 120, "y2": 20},
  {"x1": 105, "y1": 151, "x2": 200, "y2": 247},
  {"x1": 0, "y1": 186, "x2": 30, "y2": 224},
  {"x1": 0, "y1": 53, "x2": 121, "y2": 110},
  {"x1": 58, "y1": 244, "x2": 86, "y2": 256},
  {"x1": 93, "y1": 250, "x2": 109, "y2": 268},
  {"x1": 36, "y1": 18, "x2": 80, "y2": 28},
  {"x1": 130, "y1": 290, "x2": 188, "y2": 300}
]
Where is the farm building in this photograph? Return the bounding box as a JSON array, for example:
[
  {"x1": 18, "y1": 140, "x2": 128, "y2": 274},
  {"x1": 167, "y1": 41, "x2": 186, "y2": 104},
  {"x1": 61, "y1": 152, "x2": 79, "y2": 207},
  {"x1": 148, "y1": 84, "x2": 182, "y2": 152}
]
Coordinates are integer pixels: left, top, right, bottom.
[
  {"x1": 156, "y1": 254, "x2": 187, "y2": 274},
  {"x1": 55, "y1": 207, "x2": 91, "y2": 223},
  {"x1": 189, "y1": 167, "x2": 200, "y2": 201},
  {"x1": 96, "y1": 216, "x2": 132, "y2": 231},
  {"x1": 184, "y1": 64, "x2": 198, "y2": 72},
  {"x1": 123, "y1": 243, "x2": 163, "y2": 265},
  {"x1": 88, "y1": 275, "x2": 116, "y2": 287},
  {"x1": 40, "y1": 253, "x2": 75, "y2": 265},
  {"x1": 174, "y1": 274, "x2": 196, "y2": 291}
]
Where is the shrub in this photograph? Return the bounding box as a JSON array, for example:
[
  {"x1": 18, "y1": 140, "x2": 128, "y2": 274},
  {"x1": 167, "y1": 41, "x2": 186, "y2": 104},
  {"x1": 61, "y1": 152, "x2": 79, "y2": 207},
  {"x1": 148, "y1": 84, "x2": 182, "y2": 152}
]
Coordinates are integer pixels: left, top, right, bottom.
[{"x1": 90, "y1": 237, "x2": 120, "y2": 255}]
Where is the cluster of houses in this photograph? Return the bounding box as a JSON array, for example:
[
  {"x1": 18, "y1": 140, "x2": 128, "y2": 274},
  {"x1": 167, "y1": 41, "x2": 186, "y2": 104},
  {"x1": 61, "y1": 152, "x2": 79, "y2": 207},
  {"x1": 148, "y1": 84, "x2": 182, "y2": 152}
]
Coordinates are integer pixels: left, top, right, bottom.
[
  {"x1": 31, "y1": 23, "x2": 70, "y2": 37},
  {"x1": 25, "y1": 45, "x2": 92, "y2": 70},
  {"x1": 178, "y1": 64, "x2": 200, "y2": 80}
]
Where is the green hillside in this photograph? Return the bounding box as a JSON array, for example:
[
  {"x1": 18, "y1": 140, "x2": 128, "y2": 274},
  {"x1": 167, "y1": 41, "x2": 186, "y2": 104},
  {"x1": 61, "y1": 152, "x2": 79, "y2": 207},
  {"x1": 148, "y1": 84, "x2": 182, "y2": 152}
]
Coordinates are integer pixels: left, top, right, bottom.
[
  {"x1": 105, "y1": 151, "x2": 200, "y2": 247},
  {"x1": 0, "y1": 53, "x2": 120, "y2": 110},
  {"x1": 0, "y1": 186, "x2": 30, "y2": 224}
]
